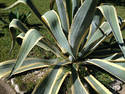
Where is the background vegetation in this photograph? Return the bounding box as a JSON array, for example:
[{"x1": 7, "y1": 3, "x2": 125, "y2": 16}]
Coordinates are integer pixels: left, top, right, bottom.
[
  {"x1": 0, "y1": 0, "x2": 54, "y2": 62},
  {"x1": 0, "y1": 0, "x2": 125, "y2": 62},
  {"x1": 0, "y1": 0, "x2": 125, "y2": 93}
]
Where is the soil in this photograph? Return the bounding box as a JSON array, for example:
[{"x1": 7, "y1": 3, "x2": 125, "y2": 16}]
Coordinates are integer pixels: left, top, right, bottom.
[
  {"x1": 0, "y1": 79, "x2": 15, "y2": 94},
  {"x1": 119, "y1": 84, "x2": 125, "y2": 94}
]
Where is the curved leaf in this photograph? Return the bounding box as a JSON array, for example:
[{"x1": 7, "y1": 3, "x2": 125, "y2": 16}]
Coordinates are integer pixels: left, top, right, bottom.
[
  {"x1": 9, "y1": 29, "x2": 43, "y2": 77},
  {"x1": 16, "y1": 33, "x2": 25, "y2": 45},
  {"x1": 79, "y1": 22, "x2": 112, "y2": 58},
  {"x1": 71, "y1": 66, "x2": 89, "y2": 94},
  {"x1": 69, "y1": 0, "x2": 97, "y2": 57},
  {"x1": 37, "y1": 40, "x2": 61, "y2": 57},
  {"x1": 98, "y1": 5, "x2": 125, "y2": 57},
  {"x1": 88, "y1": 48, "x2": 121, "y2": 59},
  {"x1": 32, "y1": 65, "x2": 70, "y2": 94},
  {"x1": 87, "y1": 59, "x2": 125, "y2": 82},
  {"x1": 42, "y1": 10, "x2": 73, "y2": 57},
  {"x1": 85, "y1": 75, "x2": 112, "y2": 94},
  {"x1": 0, "y1": 58, "x2": 58, "y2": 79},
  {"x1": 103, "y1": 53, "x2": 124, "y2": 60},
  {"x1": 16, "y1": 33, "x2": 62, "y2": 57},
  {"x1": 9, "y1": 19, "x2": 28, "y2": 53}
]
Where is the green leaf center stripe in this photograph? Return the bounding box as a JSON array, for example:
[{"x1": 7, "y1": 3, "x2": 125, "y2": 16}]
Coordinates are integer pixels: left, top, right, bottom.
[
  {"x1": 98, "y1": 5, "x2": 125, "y2": 57},
  {"x1": 10, "y1": 29, "x2": 43, "y2": 76},
  {"x1": 51, "y1": 70, "x2": 70, "y2": 94},
  {"x1": 16, "y1": 33, "x2": 61, "y2": 57},
  {"x1": 0, "y1": 58, "x2": 58, "y2": 79},
  {"x1": 85, "y1": 75, "x2": 112, "y2": 94},
  {"x1": 98, "y1": 6, "x2": 123, "y2": 43},
  {"x1": 42, "y1": 10, "x2": 73, "y2": 56},
  {"x1": 71, "y1": 67, "x2": 89, "y2": 94},
  {"x1": 56, "y1": 0, "x2": 69, "y2": 34},
  {"x1": 65, "y1": 0, "x2": 72, "y2": 25},
  {"x1": 48, "y1": 67, "x2": 64, "y2": 94},
  {"x1": 15, "y1": 63, "x2": 48, "y2": 74},
  {"x1": 87, "y1": 59, "x2": 125, "y2": 82},
  {"x1": 69, "y1": 0, "x2": 97, "y2": 57},
  {"x1": 33, "y1": 66, "x2": 70, "y2": 94}
]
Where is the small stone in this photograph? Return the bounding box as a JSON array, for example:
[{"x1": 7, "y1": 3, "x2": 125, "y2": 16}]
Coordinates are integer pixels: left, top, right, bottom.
[
  {"x1": 69, "y1": 55, "x2": 73, "y2": 62},
  {"x1": 112, "y1": 85, "x2": 121, "y2": 91}
]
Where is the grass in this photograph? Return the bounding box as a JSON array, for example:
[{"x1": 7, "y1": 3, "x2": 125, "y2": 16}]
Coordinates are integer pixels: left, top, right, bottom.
[
  {"x1": 0, "y1": 1, "x2": 125, "y2": 62},
  {"x1": 0, "y1": 0, "x2": 55, "y2": 62}
]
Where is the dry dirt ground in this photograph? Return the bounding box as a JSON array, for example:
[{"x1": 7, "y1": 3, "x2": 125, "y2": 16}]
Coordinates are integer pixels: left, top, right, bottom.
[
  {"x1": 0, "y1": 79, "x2": 15, "y2": 94},
  {"x1": 119, "y1": 84, "x2": 125, "y2": 94}
]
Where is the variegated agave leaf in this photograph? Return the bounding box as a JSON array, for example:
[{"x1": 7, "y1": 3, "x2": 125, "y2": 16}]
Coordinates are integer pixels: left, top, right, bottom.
[
  {"x1": 42, "y1": 10, "x2": 73, "y2": 57},
  {"x1": 69, "y1": 0, "x2": 97, "y2": 57},
  {"x1": 9, "y1": 19, "x2": 61, "y2": 57},
  {"x1": 98, "y1": 5, "x2": 125, "y2": 57},
  {"x1": 9, "y1": 19, "x2": 28, "y2": 53},
  {"x1": 1, "y1": 0, "x2": 125, "y2": 94},
  {"x1": 9, "y1": 29, "x2": 43, "y2": 77},
  {"x1": 0, "y1": 58, "x2": 58, "y2": 78}
]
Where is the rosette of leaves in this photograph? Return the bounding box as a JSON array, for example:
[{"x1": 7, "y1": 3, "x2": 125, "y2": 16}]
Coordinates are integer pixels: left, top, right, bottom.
[{"x1": 0, "y1": 0, "x2": 125, "y2": 94}]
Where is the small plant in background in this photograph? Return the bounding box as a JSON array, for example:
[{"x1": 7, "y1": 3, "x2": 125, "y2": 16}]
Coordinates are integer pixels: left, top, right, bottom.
[
  {"x1": 0, "y1": 0, "x2": 125, "y2": 94},
  {"x1": 0, "y1": 8, "x2": 43, "y2": 31},
  {"x1": 0, "y1": 8, "x2": 31, "y2": 29}
]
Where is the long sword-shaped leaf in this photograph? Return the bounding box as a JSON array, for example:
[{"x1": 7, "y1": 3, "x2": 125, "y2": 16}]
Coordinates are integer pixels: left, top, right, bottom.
[
  {"x1": 103, "y1": 53, "x2": 124, "y2": 60},
  {"x1": 56, "y1": 0, "x2": 69, "y2": 35},
  {"x1": 98, "y1": 5, "x2": 125, "y2": 57},
  {"x1": 89, "y1": 10, "x2": 103, "y2": 38},
  {"x1": 87, "y1": 59, "x2": 125, "y2": 82},
  {"x1": 16, "y1": 33, "x2": 62, "y2": 57},
  {"x1": 10, "y1": 19, "x2": 61, "y2": 57},
  {"x1": 85, "y1": 75, "x2": 112, "y2": 94},
  {"x1": 71, "y1": 67, "x2": 89, "y2": 94},
  {"x1": 0, "y1": 58, "x2": 58, "y2": 79},
  {"x1": 79, "y1": 22, "x2": 112, "y2": 58},
  {"x1": 32, "y1": 65, "x2": 70, "y2": 94},
  {"x1": 88, "y1": 48, "x2": 121, "y2": 59},
  {"x1": 9, "y1": 19, "x2": 28, "y2": 53},
  {"x1": 72, "y1": 0, "x2": 80, "y2": 17},
  {"x1": 3, "y1": 0, "x2": 42, "y2": 22},
  {"x1": 42, "y1": 10, "x2": 73, "y2": 56},
  {"x1": 65, "y1": 0, "x2": 72, "y2": 25},
  {"x1": 69, "y1": 0, "x2": 97, "y2": 57},
  {"x1": 9, "y1": 29, "x2": 43, "y2": 77},
  {"x1": 11, "y1": 22, "x2": 61, "y2": 57}
]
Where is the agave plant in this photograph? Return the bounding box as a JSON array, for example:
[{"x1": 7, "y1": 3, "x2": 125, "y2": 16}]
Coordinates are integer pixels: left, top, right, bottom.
[{"x1": 1, "y1": 0, "x2": 125, "y2": 93}]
